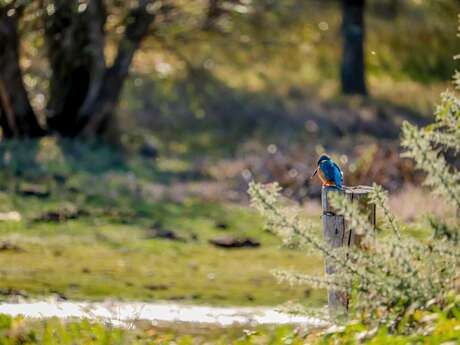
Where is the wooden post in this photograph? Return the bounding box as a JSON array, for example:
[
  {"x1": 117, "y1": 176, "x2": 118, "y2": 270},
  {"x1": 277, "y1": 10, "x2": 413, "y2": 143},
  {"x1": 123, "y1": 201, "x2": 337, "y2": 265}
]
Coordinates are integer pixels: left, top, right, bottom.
[{"x1": 321, "y1": 185, "x2": 376, "y2": 315}]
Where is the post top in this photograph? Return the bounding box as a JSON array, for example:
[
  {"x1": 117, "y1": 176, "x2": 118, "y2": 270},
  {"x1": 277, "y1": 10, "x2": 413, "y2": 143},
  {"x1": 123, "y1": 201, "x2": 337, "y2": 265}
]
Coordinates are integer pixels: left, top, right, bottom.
[
  {"x1": 322, "y1": 185, "x2": 373, "y2": 195},
  {"x1": 321, "y1": 185, "x2": 375, "y2": 213},
  {"x1": 343, "y1": 185, "x2": 373, "y2": 194}
]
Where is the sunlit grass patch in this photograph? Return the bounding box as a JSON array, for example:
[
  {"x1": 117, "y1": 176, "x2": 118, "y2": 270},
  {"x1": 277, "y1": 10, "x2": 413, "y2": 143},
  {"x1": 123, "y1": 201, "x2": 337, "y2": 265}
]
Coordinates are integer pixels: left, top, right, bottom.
[
  {"x1": 0, "y1": 315, "x2": 311, "y2": 345},
  {"x1": 0, "y1": 141, "x2": 325, "y2": 306},
  {"x1": 0, "y1": 220, "x2": 326, "y2": 306}
]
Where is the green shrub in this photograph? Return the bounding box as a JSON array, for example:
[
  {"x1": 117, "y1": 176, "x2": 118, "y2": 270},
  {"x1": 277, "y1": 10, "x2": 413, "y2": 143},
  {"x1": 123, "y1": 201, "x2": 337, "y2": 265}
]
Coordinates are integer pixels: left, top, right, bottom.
[
  {"x1": 313, "y1": 293, "x2": 460, "y2": 344},
  {"x1": 249, "y1": 60, "x2": 460, "y2": 338}
]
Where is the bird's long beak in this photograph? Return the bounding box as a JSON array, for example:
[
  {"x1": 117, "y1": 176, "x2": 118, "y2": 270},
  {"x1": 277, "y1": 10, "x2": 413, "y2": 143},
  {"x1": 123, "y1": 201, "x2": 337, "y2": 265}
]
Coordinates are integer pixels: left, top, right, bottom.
[{"x1": 311, "y1": 168, "x2": 318, "y2": 179}]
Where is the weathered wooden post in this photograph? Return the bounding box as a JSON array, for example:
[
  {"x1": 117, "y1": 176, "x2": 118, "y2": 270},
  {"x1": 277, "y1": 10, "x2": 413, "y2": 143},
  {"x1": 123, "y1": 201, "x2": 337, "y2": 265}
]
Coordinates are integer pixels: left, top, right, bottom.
[{"x1": 321, "y1": 185, "x2": 376, "y2": 315}]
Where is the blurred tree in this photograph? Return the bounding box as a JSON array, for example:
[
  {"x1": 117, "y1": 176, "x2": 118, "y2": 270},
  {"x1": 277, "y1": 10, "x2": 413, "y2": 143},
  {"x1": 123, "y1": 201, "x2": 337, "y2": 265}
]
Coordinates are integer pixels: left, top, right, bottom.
[
  {"x1": 0, "y1": 0, "x2": 161, "y2": 139},
  {"x1": 0, "y1": 0, "x2": 266, "y2": 139},
  {"x1": 341, "y1": 0, "x2": 367, "y2": 95},
  {"x1": 203, "y1": 0, "x2": 222, "y2": 31},
  {"x1": 0, "y1": 4, "x2": 45, "y2": 138},
  {"x1": 44, "y1": 0, "x2": 108, "y2": 136},
  {"x1": 1, "y1": 0, "x2": 457, "y2": 140}
]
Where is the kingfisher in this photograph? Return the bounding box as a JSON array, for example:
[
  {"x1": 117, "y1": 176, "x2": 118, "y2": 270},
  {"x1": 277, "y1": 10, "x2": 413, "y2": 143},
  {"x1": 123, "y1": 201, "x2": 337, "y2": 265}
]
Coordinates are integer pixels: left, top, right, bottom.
[{"x1": 311, "y1": 154, "x2": 343, "y2": 190}]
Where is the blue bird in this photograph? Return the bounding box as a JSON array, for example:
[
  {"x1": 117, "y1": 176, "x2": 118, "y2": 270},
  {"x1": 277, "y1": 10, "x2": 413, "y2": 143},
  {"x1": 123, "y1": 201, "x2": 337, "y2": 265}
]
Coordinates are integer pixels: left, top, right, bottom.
[{"x1": 311, "y1": 154, "x2": 343, "y2": 190}]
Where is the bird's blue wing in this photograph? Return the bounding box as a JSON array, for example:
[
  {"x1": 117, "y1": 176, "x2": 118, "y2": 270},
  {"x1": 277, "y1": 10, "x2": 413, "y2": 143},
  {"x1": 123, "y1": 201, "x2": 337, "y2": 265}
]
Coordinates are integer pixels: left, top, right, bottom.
[
  {"x1": 320, "y1": 161, "x2": 336, "y2": 181},
  {"x1": 320, "y1": 161, "x2": 343, "y2": 189},
  {"x1": 332, "y1": 162, "x2": 343, "y2": 189}
]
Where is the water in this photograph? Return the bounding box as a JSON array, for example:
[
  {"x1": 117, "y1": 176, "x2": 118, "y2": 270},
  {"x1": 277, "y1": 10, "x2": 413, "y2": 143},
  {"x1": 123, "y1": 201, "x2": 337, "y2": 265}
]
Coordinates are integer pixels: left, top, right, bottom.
[{"x1": 0, "y1": 300, "x2": 326, "y2": 328}]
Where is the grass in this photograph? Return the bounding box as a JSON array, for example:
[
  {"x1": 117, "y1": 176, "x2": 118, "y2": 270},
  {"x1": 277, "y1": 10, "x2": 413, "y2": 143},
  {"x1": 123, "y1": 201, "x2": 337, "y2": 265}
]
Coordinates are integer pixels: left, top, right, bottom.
[
  {"x1": 0, "y1": 314, "x2": 312, "y2": 344},
  {"x1": 0, "y1": 139, "x2": 326, "y2": 307},
  {"x1": 0, "y1": 219, "x2": 324, "y2": 306},
  {"x1": 0, "y1": 138, "x2": 447, "y2": 307}
]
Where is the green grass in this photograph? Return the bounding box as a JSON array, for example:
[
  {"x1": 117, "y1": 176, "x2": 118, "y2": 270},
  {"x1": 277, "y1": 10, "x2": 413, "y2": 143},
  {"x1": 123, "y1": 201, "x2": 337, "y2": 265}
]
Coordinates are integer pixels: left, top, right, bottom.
[
  {"x1": 0, "y1": 139, "x2": 326, "y2": 307},
  {"x1": 0, "y1": 218, "x2": 324, "y2": 306},
  {"x1": 0, "y1": 137, "x2": 444, "y2": 309},
  {"x1": 0, "y1": 138, "x2": 440, "y2": 307},
  {"x1": 0, "y1": 314, "x2": 312, "y2": 345}
]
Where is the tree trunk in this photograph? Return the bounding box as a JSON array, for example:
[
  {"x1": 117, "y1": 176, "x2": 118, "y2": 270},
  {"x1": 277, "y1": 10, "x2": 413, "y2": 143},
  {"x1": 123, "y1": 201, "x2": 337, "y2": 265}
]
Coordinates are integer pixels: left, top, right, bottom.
[
  {"x1": 0, "y1": 0, "x2": 156, "y2": 140},
  {"x1": 44, "y1": 0, "x2": 106, "y2": 137},
  {"x1": 0, "y1": 102, "x2": 14, "y2": 139},
  {"x1": 0, "y1": 6, "x2": 44, "y2": 138},
  {"x1": 386, "y1": 0, "x2": 399, "y2": 18},
  {"x1": 203, "y1": 0, "x2": 222, "y2": 30},
  {"x1": 81, "y1": 0, "x2": 156, "y2": 135},
  {"x1": 341, "y1": 0, "x2": 367, "y2": 95}
]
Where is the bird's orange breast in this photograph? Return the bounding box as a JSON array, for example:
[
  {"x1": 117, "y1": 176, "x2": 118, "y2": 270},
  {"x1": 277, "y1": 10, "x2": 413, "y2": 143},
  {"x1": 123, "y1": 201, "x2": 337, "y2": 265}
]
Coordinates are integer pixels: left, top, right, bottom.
[{"x1": 317, "y1": 167, "x2": 336, "y2": 187}]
